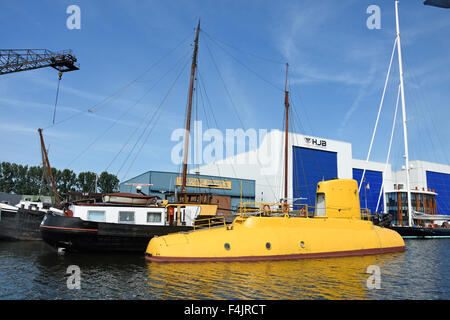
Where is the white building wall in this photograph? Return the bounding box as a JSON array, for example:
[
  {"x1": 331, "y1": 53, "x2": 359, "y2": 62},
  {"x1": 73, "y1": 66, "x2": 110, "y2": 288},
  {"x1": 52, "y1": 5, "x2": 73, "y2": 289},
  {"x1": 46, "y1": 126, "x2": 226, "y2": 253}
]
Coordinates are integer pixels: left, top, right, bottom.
[
  {"x1": 193, "y1": 129, "x2": 353, "y2": 203},
  {"x1": 391, "y1": 160, "x2": 450, "y2": 192},
  {"x1": 185, "y1": 128, "x2": 450, "y2": 213}
]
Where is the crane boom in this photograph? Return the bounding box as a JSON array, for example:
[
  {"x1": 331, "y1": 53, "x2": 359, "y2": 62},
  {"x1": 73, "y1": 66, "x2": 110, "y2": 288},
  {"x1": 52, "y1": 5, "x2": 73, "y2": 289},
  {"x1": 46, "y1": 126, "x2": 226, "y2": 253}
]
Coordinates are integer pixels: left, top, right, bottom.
[{"x1": 0, "y1": 49, "x2": 79, "y2": 75}]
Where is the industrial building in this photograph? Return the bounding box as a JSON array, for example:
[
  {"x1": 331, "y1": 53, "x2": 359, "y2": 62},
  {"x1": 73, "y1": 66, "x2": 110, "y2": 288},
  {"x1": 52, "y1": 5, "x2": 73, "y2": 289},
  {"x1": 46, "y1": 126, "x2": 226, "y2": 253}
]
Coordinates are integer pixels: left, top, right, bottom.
[
  {"x1": 120, "y1": 130, "x2": 449, "y2": 220},
  {"x1": 119, "y1": 171, "x2": 255, "y2": 215},
  {"x1": 191, "y1": 129, "x2": 450, "y2": 219}
]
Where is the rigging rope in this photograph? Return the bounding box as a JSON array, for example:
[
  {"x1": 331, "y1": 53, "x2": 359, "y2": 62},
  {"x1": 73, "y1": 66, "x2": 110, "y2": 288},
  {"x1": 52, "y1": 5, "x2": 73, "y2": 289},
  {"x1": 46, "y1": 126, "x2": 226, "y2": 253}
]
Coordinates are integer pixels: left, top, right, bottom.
[
  {"x1": 375, "y1": 84, "x2": 401, "y2": 213},
  {"x1": 402, "y1": 55, "x2": 450, "y2": 166},
  {"x1": 202, "y1": 36, "x2": 247, "y2": 129},
  {"x1": 200, "y1": 29, "x2": 285, "y2": 65},
  {"x1": 52, "y1": 71, "x2": 63, "y2": 125},
  {"x1": 202, "y1": 30, "x2": 284, "y2": 92},
  {"x1": 196, "y1": 70, "x2": 222, "y2": 179},
  {"x1": 358, "y1": 37, "x2": 398, "y2": 193},
  {"x1": 66, "y1": 49, "x2": 192, "y2": 170},
  {"x1": 104, "y1": 47, "x2": 193, "y2": 172},
  {"x1": 120, "y1": 55, "x2": 192, "y2": 181},
  {"x1": 43, "y1": 33, "x2": 193, "y2": 130}
]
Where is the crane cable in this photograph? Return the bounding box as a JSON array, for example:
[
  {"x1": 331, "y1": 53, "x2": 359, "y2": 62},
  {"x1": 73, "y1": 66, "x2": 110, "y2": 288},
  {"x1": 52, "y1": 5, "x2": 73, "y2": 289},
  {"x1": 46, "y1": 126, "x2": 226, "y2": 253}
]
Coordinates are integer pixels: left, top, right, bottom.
[{"x1": 52, "y1": 71, "x2": 63, "y2": 124}]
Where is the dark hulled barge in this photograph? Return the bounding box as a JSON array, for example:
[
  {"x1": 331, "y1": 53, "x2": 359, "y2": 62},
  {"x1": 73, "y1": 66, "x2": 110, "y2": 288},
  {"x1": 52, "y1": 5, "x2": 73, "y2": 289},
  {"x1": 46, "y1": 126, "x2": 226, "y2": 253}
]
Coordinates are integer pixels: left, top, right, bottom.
[
  {"x1": 0, "y1": 201, "x2": 62, "y2": 241},
  {"x1": 39, "y1": 192, "x2": 223, "y2": 252}
]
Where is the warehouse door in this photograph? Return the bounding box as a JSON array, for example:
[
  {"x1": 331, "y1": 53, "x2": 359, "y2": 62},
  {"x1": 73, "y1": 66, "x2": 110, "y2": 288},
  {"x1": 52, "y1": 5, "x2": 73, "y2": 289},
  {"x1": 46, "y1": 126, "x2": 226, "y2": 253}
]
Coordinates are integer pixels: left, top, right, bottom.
[{"x1": 292, "y1": 146, "x2": 338, "y2": 209}]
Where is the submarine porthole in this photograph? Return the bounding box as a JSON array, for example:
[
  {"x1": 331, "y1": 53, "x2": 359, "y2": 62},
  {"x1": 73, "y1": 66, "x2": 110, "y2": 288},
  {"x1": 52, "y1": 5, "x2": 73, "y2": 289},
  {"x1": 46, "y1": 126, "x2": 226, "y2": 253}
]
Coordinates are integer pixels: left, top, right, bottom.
[
  {"x1": 300, "y1": 241, "x2": 305, "y2": 248},
  {"x1": 266, "y1": 242, "x2": 271, "y2": 250},
  {"x1": 224, "y1": 243, "x2": 231, "y2": 250}
]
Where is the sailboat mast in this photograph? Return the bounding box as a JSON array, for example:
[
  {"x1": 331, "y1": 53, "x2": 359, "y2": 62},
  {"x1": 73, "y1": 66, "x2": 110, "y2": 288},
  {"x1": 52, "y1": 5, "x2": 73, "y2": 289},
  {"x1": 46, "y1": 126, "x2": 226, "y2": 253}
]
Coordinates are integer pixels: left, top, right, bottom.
[
  {"x1": 395, "y1": 1, "x2": 413, "y2": 227},
  {"x1": 284, "y1": 63, "x2": 289, "y2": 204},
  {"x1": 38, "y1": 128, "x2": 61, "y2": 207},
  {"x1": 181, "y1": 21, "x2": 201, "y2": 193}
]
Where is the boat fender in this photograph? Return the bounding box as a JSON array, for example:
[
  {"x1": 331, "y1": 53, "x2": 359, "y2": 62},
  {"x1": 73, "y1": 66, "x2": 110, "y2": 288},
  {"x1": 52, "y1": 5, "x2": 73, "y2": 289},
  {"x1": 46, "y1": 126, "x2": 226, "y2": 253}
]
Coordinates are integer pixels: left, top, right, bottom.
[
  {"x1": 168, "y1": 206, "x2": 174, "y2": 220},
  {"x1": 64, "y1": 209, "x2": 73, "y2": 217}
]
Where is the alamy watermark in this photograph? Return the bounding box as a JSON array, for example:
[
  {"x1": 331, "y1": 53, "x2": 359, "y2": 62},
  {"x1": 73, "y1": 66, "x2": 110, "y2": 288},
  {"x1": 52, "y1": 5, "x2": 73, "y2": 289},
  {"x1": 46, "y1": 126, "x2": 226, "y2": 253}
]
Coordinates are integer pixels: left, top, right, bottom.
[
  {"x1": 66, "y1": 265, "x2": 81, "y2": 290},
  {"x1": 66, "y1": 5, "x2": 81, "y2": 30},
  {"x1": 366, "y1": 265, "x2": 381, "y2": 289},
  {"x1": 366, "y1": 5, "x2": 381, "y2": 30},
  {"x1": 170, "y1": 121, "x2": 282, "y2": 176}
]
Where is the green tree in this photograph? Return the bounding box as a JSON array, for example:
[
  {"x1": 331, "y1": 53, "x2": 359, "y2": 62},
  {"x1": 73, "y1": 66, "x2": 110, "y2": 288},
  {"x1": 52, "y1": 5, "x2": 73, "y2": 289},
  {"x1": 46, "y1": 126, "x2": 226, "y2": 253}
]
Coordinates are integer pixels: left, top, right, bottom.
[
  {"x1": 0, "y1": 161, "x2": 120, "y2": 196},
  {"x1": 13, "y1": 163, "x2": 29, "y2": 195},
  {"x1": 0, "y1": 162, "x2": 15, "y2": 193},
  {"x1": 25, "y1": 165, "x2": 43, "y2": 195},
  {"x1": 97, "y1": 171, "x2": 119, "y2": 194},
  {"x1": 57, "y1": 169, "x2": 77, "y2": 194},
  {"x1": 77, "y1": 171, "x2": 97, "y2": 193}
]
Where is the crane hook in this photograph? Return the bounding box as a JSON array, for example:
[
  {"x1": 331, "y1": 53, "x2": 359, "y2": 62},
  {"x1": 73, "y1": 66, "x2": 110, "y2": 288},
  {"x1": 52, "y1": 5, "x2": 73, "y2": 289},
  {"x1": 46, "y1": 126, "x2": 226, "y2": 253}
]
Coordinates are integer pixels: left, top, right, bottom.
[{"x1": 52, "y1": 71, "x2": 63, "y2": 124}]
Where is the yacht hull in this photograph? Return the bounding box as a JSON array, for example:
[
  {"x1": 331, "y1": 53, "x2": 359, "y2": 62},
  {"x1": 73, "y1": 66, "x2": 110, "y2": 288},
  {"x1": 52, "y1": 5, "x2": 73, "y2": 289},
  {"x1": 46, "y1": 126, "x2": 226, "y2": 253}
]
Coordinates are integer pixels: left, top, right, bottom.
[{"x1": 389, "y1": 225, "x2": 450, "y2": 238}]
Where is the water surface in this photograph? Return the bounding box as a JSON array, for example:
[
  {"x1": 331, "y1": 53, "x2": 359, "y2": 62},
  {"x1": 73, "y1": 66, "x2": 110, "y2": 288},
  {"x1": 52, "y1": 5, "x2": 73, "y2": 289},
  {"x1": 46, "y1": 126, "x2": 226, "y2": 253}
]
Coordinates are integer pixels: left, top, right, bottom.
[{"x1": 1, "y1": 239, "x2": 449, "y2": 299}]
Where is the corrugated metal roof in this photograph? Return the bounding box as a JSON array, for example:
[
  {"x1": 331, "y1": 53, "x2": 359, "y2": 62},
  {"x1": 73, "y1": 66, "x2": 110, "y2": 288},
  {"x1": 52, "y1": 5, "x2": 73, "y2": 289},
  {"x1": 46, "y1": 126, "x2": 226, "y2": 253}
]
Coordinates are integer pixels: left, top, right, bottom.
[{"x1": 119, "y1": 170, "x2": 255, "y2": 198}]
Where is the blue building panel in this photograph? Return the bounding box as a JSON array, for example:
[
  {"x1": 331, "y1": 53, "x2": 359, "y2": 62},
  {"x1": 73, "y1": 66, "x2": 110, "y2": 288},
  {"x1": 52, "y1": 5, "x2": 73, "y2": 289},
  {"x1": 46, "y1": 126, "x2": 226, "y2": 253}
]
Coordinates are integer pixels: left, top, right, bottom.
[
  {"x1": 352, "y1": 169, "x2": 384, "y2": 214},
  {"x1": 426, "y1": 171, "x2": 450, "y2": 215},
  {"x1": 292, "y1": 147, "x2": 338, "y2": 208}
]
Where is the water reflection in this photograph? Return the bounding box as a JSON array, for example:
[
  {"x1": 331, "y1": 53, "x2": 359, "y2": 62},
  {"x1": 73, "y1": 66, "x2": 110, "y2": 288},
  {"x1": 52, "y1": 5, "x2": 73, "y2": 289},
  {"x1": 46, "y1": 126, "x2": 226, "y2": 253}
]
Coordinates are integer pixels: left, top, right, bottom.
[
  {"x1": 144, "y1": 253, "x2": 405, "y2": 300},
  {"x1": 2, "y1": 240, "x2": 450, "y2": 299}
]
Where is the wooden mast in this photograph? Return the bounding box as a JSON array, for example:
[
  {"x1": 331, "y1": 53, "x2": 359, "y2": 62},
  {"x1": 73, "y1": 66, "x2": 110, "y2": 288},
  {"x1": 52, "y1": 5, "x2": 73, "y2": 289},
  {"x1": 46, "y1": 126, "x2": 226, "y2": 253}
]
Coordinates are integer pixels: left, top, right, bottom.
[
  {"x1": 284, "y1": 63, "x2": 289, "y2": 204},
  {"x1": 38, "y1": 128, "x2": 61, "y2": 207},
  {"x1": 181, "y1": 20, "x2": 201, "y2": 194}
]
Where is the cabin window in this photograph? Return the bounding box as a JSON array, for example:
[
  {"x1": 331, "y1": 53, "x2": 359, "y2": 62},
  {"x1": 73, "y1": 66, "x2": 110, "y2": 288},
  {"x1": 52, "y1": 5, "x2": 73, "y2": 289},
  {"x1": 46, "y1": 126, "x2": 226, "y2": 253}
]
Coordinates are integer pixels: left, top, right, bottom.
[
  {"x1": 88, "y1": 210, "x2": 105, "y2": 222},
  {"x1": 119, "y1": 211, "x2": 135, "y2": 224},
  {"x1": 147, "y1": 212, "x2": 162, "y2": 223},
  {"x1": 315, "y1": 193, "x2": 326, "y2": 217}
]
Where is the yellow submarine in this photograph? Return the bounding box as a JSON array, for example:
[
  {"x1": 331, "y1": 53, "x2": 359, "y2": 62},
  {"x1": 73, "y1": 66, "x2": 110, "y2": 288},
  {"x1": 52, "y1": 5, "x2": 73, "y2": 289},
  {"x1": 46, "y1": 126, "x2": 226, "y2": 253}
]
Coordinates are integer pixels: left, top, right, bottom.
[{"x1": 145, "y1": 179, "x2": 405, "y2": 262}]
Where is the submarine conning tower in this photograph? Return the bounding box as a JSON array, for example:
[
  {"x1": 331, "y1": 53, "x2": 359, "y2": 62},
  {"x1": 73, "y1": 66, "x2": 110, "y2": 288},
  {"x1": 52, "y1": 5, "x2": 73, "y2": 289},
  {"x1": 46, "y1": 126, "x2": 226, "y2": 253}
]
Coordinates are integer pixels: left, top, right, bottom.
[{"x1": 315, "y1": 179, "x2": 362, "y2": 219}]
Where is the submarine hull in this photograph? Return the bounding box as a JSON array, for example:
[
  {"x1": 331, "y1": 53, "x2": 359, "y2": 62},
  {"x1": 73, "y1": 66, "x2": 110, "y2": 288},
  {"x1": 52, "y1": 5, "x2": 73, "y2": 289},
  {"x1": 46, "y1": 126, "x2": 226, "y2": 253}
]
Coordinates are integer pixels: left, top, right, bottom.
[{"x1": 145, "y1": 216, "x2": 405, "y2": 262}]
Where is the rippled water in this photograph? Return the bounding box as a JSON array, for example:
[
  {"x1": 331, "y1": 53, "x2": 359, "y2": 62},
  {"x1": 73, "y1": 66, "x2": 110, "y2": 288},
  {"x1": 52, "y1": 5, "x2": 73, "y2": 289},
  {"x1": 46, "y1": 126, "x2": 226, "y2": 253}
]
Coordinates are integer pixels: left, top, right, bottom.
[{"x1": 1, "y1": 239, "x2": 449, "y2": 300}]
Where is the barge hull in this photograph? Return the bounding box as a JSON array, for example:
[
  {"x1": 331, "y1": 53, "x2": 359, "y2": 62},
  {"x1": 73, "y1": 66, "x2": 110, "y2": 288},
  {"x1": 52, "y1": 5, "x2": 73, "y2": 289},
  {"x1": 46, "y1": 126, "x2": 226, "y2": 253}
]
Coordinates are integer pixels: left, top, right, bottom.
[
  {"x1": 0, "y1": 208, "x2": 45, "y2": 240},
  {"x1": 40, "y1": 214, "x2": 193, "y2": 253}
]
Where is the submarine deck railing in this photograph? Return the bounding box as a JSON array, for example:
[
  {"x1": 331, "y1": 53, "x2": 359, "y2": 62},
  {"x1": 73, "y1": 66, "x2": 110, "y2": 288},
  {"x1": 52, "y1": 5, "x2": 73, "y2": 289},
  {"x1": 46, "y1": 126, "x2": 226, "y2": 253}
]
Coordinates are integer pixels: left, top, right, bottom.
[
  {"x1": 360, "y1": 208, "x2": 375, "y2": 221},
  {"x1": 238, "y1": 202, "x2": 375, "y2": 221},
  {"x1": 238, "y1": 202, "x2": 314, "y2": 218},
  {"x1": 193, "y1": 216, "x2": 227, "y2": 230},
  {"x1": 191, "y1": 205, "x2": 376, "y2": 231}
]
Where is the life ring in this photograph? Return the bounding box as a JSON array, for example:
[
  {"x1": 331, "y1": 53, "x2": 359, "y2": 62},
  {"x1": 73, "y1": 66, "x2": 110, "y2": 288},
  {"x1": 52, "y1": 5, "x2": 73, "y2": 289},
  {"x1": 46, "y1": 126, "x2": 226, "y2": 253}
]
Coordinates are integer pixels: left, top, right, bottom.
[
  {"x1": 263, "y1": 204, "x2": 271, "y2": 215},
  {"x1": 299, "y1": 207, "x2": 306, "y2": 217}
]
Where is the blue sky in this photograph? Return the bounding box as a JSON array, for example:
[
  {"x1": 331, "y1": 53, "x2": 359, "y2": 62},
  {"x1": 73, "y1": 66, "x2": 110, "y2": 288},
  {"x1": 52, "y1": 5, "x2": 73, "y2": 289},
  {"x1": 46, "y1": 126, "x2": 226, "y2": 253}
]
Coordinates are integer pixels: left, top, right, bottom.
[{"x1": 1, "y1": 0, "x2": 449, "y2": 182}]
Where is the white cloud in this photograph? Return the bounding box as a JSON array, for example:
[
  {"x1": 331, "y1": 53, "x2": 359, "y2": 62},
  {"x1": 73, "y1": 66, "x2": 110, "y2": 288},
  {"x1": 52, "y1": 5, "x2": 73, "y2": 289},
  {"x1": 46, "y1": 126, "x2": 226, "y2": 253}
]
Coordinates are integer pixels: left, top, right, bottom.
[{"x1": 338, "y1": 63, "x2": 378, "y2": 137}]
